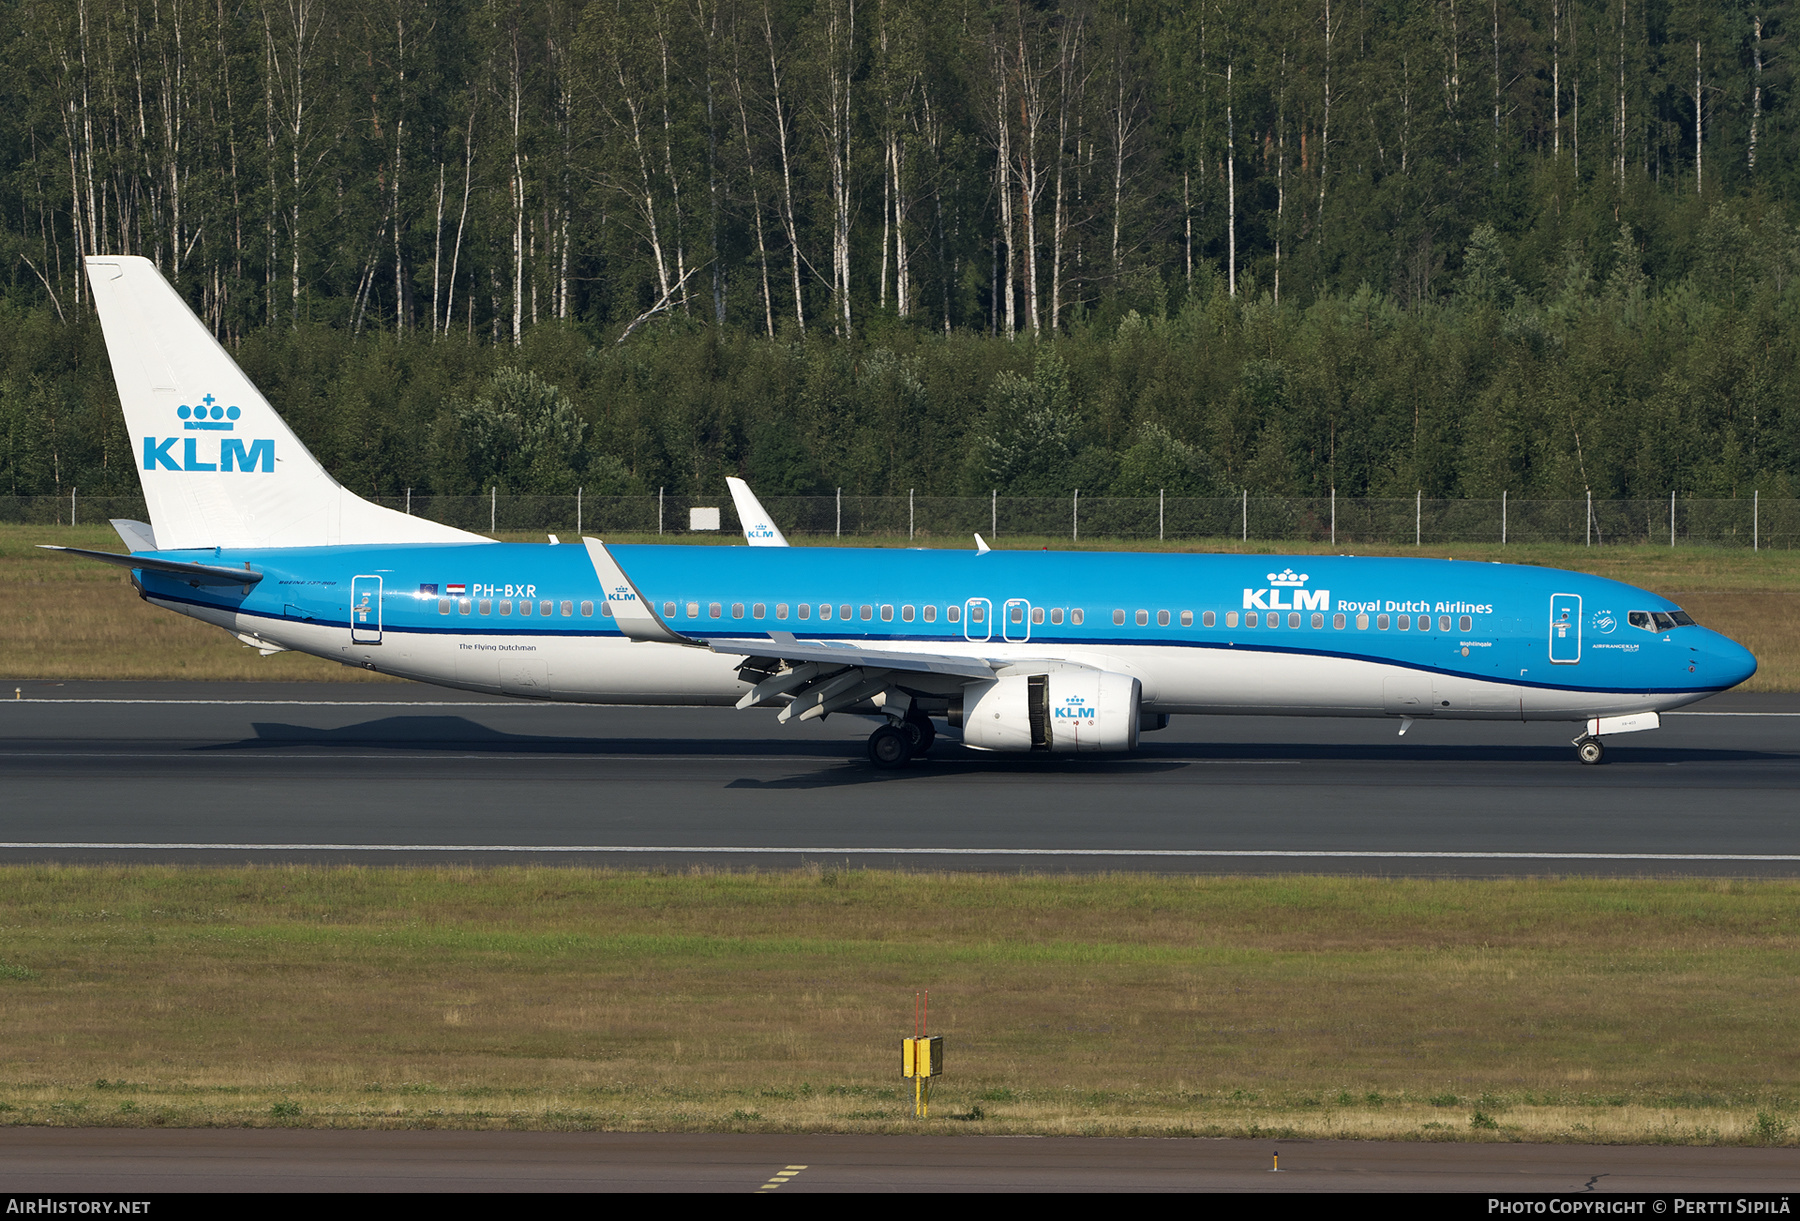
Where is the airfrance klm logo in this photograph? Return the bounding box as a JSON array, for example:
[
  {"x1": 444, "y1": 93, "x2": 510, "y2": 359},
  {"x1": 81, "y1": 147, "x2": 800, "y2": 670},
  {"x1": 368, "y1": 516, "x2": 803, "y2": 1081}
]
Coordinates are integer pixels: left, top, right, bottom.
[
  {"x1": 1244, "y1": 568, "x2": 1330, "y2": 611},
  {"x1": 143, "y1": 394, "x2": 274, "y2": 472}
]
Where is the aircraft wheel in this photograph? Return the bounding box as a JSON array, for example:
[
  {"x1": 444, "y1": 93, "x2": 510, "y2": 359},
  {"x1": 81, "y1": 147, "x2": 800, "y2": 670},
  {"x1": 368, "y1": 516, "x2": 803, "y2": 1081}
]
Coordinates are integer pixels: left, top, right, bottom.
[
  {"x1": 1576, "y1": 737, "x2": 1605, "y2": 765},
  {"x1": 903, "y1": 713, "x2": 937, "y2": 758},
  {"x1": 867, "y1": 724, "x2": 913, "y2": 770}
]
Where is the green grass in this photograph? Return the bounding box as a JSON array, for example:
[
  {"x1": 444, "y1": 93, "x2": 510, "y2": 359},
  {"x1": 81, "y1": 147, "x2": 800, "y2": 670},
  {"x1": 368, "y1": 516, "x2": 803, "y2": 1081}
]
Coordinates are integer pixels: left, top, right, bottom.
[{"x1": 0, "y1": 865, "x2": 1796, "y2": 1143}]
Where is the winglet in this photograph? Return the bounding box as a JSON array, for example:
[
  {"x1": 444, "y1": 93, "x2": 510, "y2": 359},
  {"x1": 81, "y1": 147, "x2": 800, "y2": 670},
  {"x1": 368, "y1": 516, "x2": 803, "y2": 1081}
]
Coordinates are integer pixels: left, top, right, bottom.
[
  {"x1": 974, "y1": 533, "x2": 991, "y2": 555},
  {"x1": 726, "y1": 477, "x2": 789, "y2": 546},
  {"x1": 581, "y1": 537, "x2": 694, "y2": 645}
]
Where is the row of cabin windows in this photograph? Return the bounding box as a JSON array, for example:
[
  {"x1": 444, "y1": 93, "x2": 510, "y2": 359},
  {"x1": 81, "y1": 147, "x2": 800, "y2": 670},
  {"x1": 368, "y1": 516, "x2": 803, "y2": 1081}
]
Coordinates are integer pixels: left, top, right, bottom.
[
  {"x1": 440, "y1": 598, "x2": 594, "y2": 618},
  {"x1": 658, "y1": 601, "x2": 1090, "y2": 627},
  {"x1": 439, "y1": 596, "x2": 1473, "y2": 637}
]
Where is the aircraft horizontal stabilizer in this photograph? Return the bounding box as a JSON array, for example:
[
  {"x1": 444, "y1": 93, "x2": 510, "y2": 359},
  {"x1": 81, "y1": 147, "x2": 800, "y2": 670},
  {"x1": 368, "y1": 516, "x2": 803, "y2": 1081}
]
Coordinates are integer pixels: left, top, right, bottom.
[{"x1": 40, "y1": 545, "x2": 264, "y2": 587}]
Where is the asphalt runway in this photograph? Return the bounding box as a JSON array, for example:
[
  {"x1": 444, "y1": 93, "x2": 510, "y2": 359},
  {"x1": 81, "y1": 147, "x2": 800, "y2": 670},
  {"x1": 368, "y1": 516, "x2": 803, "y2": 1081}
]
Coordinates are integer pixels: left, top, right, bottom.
[
  {"x1": 3, "y1": 1129, "x2": 1797, "y2": 1192},
  {"x1": 2, "y1": 680, "x2": 1798, "y2": 875}
]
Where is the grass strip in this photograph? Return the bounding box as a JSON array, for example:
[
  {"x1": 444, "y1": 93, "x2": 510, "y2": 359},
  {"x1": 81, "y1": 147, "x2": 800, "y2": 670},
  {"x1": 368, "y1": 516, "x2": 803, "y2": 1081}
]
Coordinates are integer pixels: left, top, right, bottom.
[{"x1": 0, "y1": 865, "x2": 1795, "y2": 1144}]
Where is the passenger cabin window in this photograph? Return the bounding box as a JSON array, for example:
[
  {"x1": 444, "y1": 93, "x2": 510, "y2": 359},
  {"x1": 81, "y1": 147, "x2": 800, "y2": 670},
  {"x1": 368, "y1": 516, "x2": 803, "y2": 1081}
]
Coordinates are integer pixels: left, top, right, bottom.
[
  {"x1": 1246, "y1": 612, "x2": 1259, "y2": 628},
  {"x1": 709, "y1": 603, "x2": 722, "y2": 619},
  {"x1": 1156, "y1": 610, "x2": 1169, "y2": 627},
  {"x1": 860, "y1": 605, "x2": 873, "y2": 621},
  {"x1": 1377, "y1": 614, "x2": 1389, "y2": 629},
  {"x1": 1289, "y1": 612, "x2": 1301, "y2": 629},
  {"x1": 797, "y1": 603, "x2": 811, "y2": 620},
  {"x1": 775, "y1": 603, "x2": 788, "y2": 619},
  {"x1": 460, "y1": 599, "x2": 472, "y2": 615},
  {"x1": 732, "y1": 603, "x2": 745, "y2": 619},
  {"x1": 1200, "y1": 611, "x2": 1214, "y2": 628},
  {"x1": 947, "y1": 606, "x2": 961, "y2": 624},
  {"x1": 499, "y1": 601, "x2": 513, "y2": 616},
  {"x1": 1011, "y1": 605, "x2": 1025, "y2": 624},
  {"x1": 580, "y1": 601, "x2": 594, "y2": 616},
  {"x1": 1180, "y1": 611, "x2": 1193, "y2": 627},
  {"x1": 1333, "y1": 613, "x2": 1346, "y2": 629},
  {"x1": 969, "y1": 605, "x2": 984, "y2": 623},
  {"x1": 600, "y1": 603, "x2": 612, "y2": 617},
  {"x1": 663, "y1": 602, "x2": 676, "y2": 617},
  {"x1": 1070, "y1": 609, "x2": 1083, "y2": 626},
  {"x1": 1438, "y1": 615, "x2": 1451, "y2": 633},
  {"x1": 753, "y1": 603, "x2": 766, "y2": 619},
  {"x1": 1356, "y1": 613, "x2": 1368, "y2": 630},
  {"x1": 1226, "y1": 611, "x2": 1238, "y2": 628},
  {"x1": 1312, "y1": 612, "x2": 1324, "y2": 629},
  {"x1": 923, "y1": 605, "x2": 936, "y2": 623},
  {"x1": 839, "y1": 604, "x2": 852, "y2": 621},
  {"x1": 1113, "y1": 609, "x2": 1126, "y2": 626},
  {"x1": 1049, "y1": 608, "x2": 1064, "y2": 625},
  {"x1": 880, "y1": 605, "x2": 893, "y2": 622},
  {"x1": 902, "y1": 605, "x2": 915, "y2": 622},
  {"x1": 1459, "y1": 615, "x2": 1471, "y2": 632},
  {"x1": 480, "y1": 600, "x2": 492, "y2": 616},
  {"x1": 520, "y1": 601, "x2": 533, "y2": 616},
  {"x1": 687, "y1": 602, "x2": 699, "y2": 619},
  {"x1": 1397, "y1": 615, "x2": 1409, "y2": 630},
  {"x1": 1031, "y1": 607, "x2": 1044, "y2": 625},
  {"x1": 438, "y1": 598, "x2": 452, "y2": 614}
]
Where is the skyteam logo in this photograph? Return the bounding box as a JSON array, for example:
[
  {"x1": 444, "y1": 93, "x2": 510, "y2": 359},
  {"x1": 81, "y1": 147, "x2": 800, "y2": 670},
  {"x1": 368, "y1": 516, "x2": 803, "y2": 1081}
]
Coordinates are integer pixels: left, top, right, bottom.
[
  {"x1": 1053, "y1": 695, "x2": 1095, "y2": 721},
  {"x1": 1244, "y1": 568, "x2": 1329, "y2": 611},
  {"x1": 1591, "y1": 609, "x2": 1618, "y2": 635},
  {"x1": 143, "y1": 393, "x2": 273, "y2": 473}
]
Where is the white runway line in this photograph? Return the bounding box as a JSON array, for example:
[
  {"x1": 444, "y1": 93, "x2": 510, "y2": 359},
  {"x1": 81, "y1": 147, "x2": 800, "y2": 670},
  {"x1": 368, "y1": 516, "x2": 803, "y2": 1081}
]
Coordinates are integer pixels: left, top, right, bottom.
[{"x1": 3, "y1": 844, "x2": 1800, "y2": 861}]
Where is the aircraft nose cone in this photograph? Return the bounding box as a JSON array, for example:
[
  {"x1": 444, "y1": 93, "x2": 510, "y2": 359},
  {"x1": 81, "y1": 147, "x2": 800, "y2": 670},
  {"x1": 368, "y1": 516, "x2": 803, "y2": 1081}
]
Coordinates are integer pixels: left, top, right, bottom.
[{"x1": 1700, "y1": 630, "x2": 1758, "y2": 691}]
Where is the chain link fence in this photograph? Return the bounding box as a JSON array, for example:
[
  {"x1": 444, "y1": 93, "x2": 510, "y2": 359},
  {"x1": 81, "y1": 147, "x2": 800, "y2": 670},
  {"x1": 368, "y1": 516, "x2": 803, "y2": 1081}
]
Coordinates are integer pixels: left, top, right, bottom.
[{"x1": 5, "y1": 490, "x2": 1796, "y2": 548}]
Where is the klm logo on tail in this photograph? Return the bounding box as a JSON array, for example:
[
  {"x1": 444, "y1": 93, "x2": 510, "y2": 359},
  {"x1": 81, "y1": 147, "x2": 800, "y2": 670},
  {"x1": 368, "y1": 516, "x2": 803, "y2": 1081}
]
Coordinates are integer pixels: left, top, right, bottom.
[{"x1": 143, "y1": 394, "x2": 274, "y2": 472}]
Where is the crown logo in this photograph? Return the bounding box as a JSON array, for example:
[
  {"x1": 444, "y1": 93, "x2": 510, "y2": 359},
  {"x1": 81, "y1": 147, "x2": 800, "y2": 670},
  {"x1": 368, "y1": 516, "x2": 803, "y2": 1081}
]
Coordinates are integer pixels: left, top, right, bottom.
[
  {"x1": 1267, "y1": 568, "x2": 1309, "y2": 586},
  {"x1": 178, "y1": 394, "x2": 240, "y2": 431}
]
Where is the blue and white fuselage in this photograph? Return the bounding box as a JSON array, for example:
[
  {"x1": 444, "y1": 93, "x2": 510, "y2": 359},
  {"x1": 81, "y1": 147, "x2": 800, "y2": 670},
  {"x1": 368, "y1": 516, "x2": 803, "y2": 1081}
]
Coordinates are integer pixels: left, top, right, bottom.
[{"x1": 57, "y1": 255, "x2": 1758, "y2": 768}]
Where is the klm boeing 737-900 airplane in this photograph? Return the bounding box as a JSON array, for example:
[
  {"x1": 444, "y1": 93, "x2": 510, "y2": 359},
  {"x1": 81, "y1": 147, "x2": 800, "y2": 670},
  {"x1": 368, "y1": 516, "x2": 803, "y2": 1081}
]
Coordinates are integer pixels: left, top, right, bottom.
[{"x1": 49, "y1": 256, "x2": 1757, "y2": 768}]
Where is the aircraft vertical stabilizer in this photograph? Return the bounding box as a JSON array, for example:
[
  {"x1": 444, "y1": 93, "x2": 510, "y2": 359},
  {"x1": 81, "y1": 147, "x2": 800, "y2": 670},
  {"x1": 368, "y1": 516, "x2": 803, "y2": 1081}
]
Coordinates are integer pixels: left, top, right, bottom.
[{"x1": 84, "y1": 255, "x2": 487, "y2": 550}]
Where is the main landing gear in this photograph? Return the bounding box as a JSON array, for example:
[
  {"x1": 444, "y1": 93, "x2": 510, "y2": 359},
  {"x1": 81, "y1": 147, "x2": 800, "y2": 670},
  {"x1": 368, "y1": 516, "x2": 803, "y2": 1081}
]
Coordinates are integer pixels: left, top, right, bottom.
[
  {"x1": 1574, "y1": 735, "x2": 1605, "y2": 765},
  {"x1": 866, "y1": 710, "x2": 937, "y2": 770}
]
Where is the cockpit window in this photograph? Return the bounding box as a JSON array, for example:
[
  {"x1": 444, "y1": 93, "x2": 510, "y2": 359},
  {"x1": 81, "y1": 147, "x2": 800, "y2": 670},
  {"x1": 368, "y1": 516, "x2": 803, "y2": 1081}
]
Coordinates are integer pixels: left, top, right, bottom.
[
  {"x1": 1652, "y1": 611, "x2": 1677, "y2": 631},
  {"x1": 1631, "y1": 608, "x2": 1696, "y2": 631},
  {"x1": 1670, "y1": 610, "x2": 1696, "y2": 626},
  {"x1": 1628, "y1": 611, "x2": 1653, "y2": 630}
]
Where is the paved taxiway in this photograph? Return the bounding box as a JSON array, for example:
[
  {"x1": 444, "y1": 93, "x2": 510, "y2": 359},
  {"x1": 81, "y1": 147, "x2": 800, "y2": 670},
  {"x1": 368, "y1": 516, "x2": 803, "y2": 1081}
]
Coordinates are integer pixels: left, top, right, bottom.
[
  {"x1": 3, "y1": 1129, "x2": 1797, "y2": 1192},
  {"x1": 2, "y1": 681, "x2": 1796, "y2": 874}
]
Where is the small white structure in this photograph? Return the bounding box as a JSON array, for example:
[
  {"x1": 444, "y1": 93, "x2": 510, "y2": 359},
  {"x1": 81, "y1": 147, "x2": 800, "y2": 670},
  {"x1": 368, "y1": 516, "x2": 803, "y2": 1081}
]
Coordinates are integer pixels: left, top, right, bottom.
[{"x1": 689, "y1": 506, "x2": 721, "y2": 531}]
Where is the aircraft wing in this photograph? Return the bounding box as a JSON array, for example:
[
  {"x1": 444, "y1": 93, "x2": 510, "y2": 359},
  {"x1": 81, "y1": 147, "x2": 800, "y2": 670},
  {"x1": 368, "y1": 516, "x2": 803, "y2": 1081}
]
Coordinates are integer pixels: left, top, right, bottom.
[
  {"x1": 704, "y1": 633, "x2": 999, "y2": 723},
  {"x1": 40, "y1": 545, "x2": 264, "y2": 587},
  {"x1": 705, "y1": 633, "x2": 998, "y2": 679}
]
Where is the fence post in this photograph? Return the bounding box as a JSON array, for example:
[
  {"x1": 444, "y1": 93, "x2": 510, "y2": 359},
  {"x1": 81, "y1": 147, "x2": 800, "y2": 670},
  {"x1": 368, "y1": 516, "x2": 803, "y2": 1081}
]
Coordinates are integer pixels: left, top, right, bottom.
[
  {"x1": 1502, "y1": 490, "x2": 1507, "y2": 547},
  {"x1": 1586, "y1": 490, "x2": 1592, "y2": 547},
  {"x1": 1241, "y1": 489, "x2": 1247, "y2": 542},
  {"x1": 1073, "y1": 489, "x2": 1079, "y2": 542},
  {"x1": 405, "y1": 488, "x2": 411, "y2": 516},
  {"x1": 658, "y1": 487, "x2": 664, "y2": 535},
  {"x1": 1670, "y1": 490, "x2": 1676, "y2": 548},
  {"x1": 70, "y1": 487, "x2": 75, "y2": 527},
  {"x1": 1330, "y1": 488, "x2": 1335, "y2": 547},
  {"x1": 992, "y1": 490, "x2": 997, "y2": 538},
  {"x1": 1415, "y1": 491, "x2": 1420, "y2": 547},
  {"x1": 1160, "y1": 489, "x2": 1165, "y2": 541},
  {"x1": 909, "y1": 489, "x2": 914, "y2": 541},
  {"x1": 577, "y1": 487, "x2": 582, "y2": 535},
  {"x1": 837, "y1": 488, "x2": 842, "y2": 539},
  {"x1": 1754, "y1": 490, "x2": 1759, "y2": 552},
  {"x1": 491, "y1": 487, "x2": 496, "y2": 535}
]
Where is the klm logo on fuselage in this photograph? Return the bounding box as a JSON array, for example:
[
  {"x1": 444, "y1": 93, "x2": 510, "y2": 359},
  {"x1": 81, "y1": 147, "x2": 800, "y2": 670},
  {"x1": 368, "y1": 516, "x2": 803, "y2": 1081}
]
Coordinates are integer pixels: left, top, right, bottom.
[
  {"x1": 142, "y1": 394, "x2": 274, "y2": 472},
  {"x1": 1243, "y1": 568, "x2": 1329, "y2": 611}
]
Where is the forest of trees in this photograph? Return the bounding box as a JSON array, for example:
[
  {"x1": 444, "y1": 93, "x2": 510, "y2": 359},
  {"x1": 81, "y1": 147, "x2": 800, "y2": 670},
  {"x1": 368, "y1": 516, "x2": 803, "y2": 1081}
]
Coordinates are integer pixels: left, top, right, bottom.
[{"x1": 3, "y1": 0, "x2": 1800, "y2": 503}]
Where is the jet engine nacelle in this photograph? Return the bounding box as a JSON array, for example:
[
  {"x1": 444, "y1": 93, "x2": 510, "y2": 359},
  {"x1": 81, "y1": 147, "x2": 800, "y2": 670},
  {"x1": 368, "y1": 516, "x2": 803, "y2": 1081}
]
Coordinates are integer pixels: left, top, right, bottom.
[{"x1": 952, "y1": 670, "x2": 1142, "y2": 752}]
